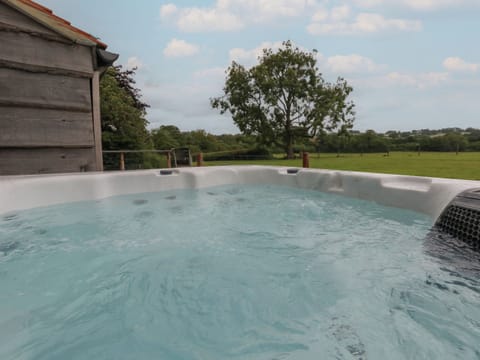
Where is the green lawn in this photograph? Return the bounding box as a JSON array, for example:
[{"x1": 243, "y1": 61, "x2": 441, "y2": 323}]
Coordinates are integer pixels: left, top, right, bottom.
[{"x1": 204, "y1": 152, "x2": 480, "y2": 180}]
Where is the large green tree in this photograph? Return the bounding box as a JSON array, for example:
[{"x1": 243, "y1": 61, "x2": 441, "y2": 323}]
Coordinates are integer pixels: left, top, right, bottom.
[
  {"x1": 211, "y1": 41, "x2": 355, "y2": 158},
  {"x1": 100, "y1": 66, "x2": 151, "y2": 151},
  {"x1": 100, "y1": 66, "x2": 165, "y2": 169}
]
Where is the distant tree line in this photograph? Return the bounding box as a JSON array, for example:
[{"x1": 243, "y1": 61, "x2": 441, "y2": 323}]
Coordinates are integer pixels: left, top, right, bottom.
[
  {"x1": 313, "y1": 128, "x2": 480, "y2": 154},
  {"x1": 150, "y1": 126, "x2": 480, "y2": 157},
  {"x1": 150, "y1": 126, "x2": 258, "y2": 155}
]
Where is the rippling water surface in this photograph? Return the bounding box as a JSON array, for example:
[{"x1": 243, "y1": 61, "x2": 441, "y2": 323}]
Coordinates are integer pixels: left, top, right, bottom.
[{"x1": 1, "y1": 185, "x2": 479, "y2": 360}]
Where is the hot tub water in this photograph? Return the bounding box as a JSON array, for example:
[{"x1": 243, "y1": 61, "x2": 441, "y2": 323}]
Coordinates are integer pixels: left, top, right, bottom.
[{"x1": 0, "y1": 184, "x2": 479, "y2": 359}]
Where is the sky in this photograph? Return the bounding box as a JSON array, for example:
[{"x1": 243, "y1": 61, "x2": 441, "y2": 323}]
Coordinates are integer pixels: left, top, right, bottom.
[{"x1": 40, "y1": 0, "x2": 480, "y2": 134}]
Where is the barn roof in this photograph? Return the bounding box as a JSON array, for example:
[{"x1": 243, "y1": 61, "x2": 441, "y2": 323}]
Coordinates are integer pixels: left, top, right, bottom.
[{"x1": 3, "y1": 0, "x2": 108, "y2": 49}]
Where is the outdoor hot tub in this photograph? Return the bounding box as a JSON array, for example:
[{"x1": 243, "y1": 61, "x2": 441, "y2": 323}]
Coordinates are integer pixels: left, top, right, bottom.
[
  {"x1": 1, "y1": 166, "x2": 479, "y2": 219},
  {"x1": 1, "y1": 166, "x2": 479, "y2": 359}
]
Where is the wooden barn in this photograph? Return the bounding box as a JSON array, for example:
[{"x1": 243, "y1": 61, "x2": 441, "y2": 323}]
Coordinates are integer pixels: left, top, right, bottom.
[{"x1": 0, "y1": 0, "x2": 118, "y2": 175}]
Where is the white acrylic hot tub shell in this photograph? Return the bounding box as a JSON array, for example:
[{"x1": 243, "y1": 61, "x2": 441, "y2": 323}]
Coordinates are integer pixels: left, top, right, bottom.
[{"x1": 1, "y1": 166, "x2": 480, "y2": 221}]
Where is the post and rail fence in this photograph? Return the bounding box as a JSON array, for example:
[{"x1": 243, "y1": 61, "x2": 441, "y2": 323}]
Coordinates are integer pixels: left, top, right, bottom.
[
  {"x1": 102, "y1": 149, "x2": 311, "y2": 170},
  {"x1": 103, "y1": 148, "x2": 200, "y2": 170}
]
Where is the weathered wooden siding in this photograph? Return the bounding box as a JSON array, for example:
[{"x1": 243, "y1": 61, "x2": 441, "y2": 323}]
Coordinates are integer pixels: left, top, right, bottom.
[
  {"x1": 0, "y1": 31, "x2": 94, "y2": 76},
  {"x1": 0, "y1": 2, "x2": 59, "y2": 36},
  {"x1": 0, "y1": 108, "x2": 94, "y2": 147},
  {"x1": 0, "y1": 2, "x2": 100, "y2": 175},
  {"x1": 0, "y1": 148, "x2": 96, "y2": 175},
  {"x1": 91, "y1": 71, "x2": 104, "y2": 171},
  {"x1": 0, "y1": 68, "x2": 92, "y2": 111}
]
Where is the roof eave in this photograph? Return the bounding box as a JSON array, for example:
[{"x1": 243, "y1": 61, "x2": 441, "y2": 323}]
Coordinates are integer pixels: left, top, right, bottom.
[{"x1": 1, "y1": 0, "x2": 108, "y2": 49}]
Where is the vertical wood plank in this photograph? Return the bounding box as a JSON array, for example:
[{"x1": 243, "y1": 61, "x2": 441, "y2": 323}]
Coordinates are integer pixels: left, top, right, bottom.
[{"x1": 91, "y1": 71, "x2": 103, "y2": 171}]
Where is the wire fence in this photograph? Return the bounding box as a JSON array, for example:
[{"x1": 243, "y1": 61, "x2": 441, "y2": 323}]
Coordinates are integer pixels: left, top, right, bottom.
[
  {"x1": 103, "y1": 150, "x2": 171, "y2": 171},
  {"x1": 102, "y1": 148, "x2": 290, "y2": 170}
]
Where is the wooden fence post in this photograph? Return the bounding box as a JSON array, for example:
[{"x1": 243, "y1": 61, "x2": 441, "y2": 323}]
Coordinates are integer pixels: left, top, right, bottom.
[
  {"x1": 120, "y1": 152, "x2": 125, "y2": 171},
  {"x1": 302, "y1": 152, "x2": 310, "y2": 168},
  {"x1": 166, "y1": 152, "x2": 171, "y2": 168}
]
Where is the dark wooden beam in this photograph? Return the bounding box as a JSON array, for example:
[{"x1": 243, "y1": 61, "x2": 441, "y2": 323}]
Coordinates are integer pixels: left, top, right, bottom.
[{"x1": 0, "y1": 100, "x2": 92, "y2": 113}]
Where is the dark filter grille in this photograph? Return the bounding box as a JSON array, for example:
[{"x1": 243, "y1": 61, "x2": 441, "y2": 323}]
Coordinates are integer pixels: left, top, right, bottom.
[{"x1": 435, "y1": 189, "x2": 480, "y2": 251}]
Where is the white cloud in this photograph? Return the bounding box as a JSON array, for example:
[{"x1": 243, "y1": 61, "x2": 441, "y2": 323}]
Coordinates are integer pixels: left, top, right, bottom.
[
  {"x1": 223, "y1": 0, "x2": 318, "y2": 21},
  {"x1": 356, "y1": 13, "x2": 421, "y2": 32},
  {"x1": 176, "y1": 8, "x2": 243, "y2": 32},
  {"x1": 160, "y1": 3, "x2": 178, "y2": 19},
  {"x1": 384, "y1": 71, "x2": 449, "y2": 89},
  {"x1": 326, "y1": 54, "x2": 384, "y2": 73},
  {"x1": 227, "y1": 0, "x2": 314, "y2": 21},
  {"x1": 399, "y1": 0, "x2": 473, "y2": 11},
  {"x1": 163, "y1": 39, "x2": 199, "y2": 57},
  {"x1": 229, "y1": 41, "x2": 285, "y2": 65},
  {"x1": 162, "y1": 0, "x2": 477, "y2": 34},
  {"x1": 126, "y1": 56, "x2": 143, "y2": 70},
  {"x1": 162, "y1": 0, "x2": 318, "y2": 32},
  {"x1": 352, "y1": 0, "x2": 477, "y2": 11},
  {"x1": 385, "y1": 72, "x2": 419, "y2": 87},
  {"x1": 229, "y1": 45, "x2": 376, "y2": 87},
  {"x1": 443, "y1": 57, "x2": 479, "y2": 73},
  {"x1": 308, "y1": 12, "x2": 422, "y2": 35},
  {"x1": 330, "y1": 5, "x2": 351, "y2": 22},
  {"x1": 312, "y1": 8, "x2": 329, "y2": 22},
  {"x1": 352, "y1": 0, "x2": 383, "y2": 7},
  {"x1": 228, "y1": 42, "x2": 386, "y2": 77}
]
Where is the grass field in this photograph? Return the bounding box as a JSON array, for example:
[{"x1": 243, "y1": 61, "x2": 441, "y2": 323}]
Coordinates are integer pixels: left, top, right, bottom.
[{"x1": 204, "y1": 152, "x2": 480, "y2": 180}]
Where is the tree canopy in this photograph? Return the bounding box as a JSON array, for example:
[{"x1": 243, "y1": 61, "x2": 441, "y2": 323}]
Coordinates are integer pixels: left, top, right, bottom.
[
  {"x1": 100, "y1": 65, "x2": 151, "y2": 151},
  {"x1": 211, "y1": 41, "x2": 355, "y2": 158},
  {"x1": 100, "y1": 66, "x2": 167, "y2": 169}
]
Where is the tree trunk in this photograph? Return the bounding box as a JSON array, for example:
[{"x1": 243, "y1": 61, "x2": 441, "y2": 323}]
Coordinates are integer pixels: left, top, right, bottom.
[
  {"x1": 286, "y1": 141, "x2": 294, "y2": 159},
  {"x1": 285, "y1": 116, "x2": 294, "y2": 159},
  {"x1": 285, "y1": 128, "x2": 295, "y2": 159}
]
